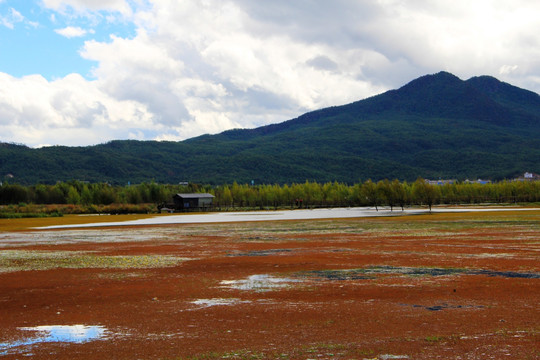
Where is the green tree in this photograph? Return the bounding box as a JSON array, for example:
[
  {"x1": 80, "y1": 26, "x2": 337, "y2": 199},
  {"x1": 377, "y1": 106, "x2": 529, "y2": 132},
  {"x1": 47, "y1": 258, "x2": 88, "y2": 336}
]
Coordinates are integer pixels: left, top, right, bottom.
[
  {"x1": 80, "y1": 185, "x2": 93, "y2": 205},
  {"x1": 377, "y1": 180, "x2": 395, "y2": 211},
  {"x1": 95, "y1": 184, "x2": 117, "y2": 205},
  {"x1": 66, "y1": 186, "x2": 81, "y2": 204},
  {"x1": 391, "y1": 179, "x2": 408, "y2": 211},
  {"x1": 361, "y1": 180, "x2": 380, "y2": 211},
  {"x1": 33, "y1": 184, "x2": 51, "y2": 204},
  {"x1": 220, "y1": 186, "x2": 233, "y2": 208},
  {"x1": 412, "y1": 178, "x2": 440, "y2": 212}
]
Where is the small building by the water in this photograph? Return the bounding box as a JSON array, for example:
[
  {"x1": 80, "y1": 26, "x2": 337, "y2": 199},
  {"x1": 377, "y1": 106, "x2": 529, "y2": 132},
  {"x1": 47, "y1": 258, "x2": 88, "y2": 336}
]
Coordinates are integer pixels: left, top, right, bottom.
[{"x1": 173, "y1": 193, "x2": 215, "y2": 211}]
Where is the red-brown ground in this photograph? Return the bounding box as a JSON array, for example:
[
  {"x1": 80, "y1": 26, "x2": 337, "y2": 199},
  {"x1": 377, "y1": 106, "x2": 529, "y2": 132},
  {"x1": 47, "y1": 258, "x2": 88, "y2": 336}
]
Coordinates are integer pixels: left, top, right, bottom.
[{"x1": 0, "y1": 211, "x2": 539, "y2": 359}]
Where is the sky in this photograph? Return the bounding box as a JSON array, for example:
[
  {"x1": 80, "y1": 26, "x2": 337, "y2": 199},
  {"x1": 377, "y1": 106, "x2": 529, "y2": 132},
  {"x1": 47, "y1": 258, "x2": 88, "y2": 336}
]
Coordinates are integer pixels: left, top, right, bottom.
[{"x1": 1, "y1": 0, "x2": 540, "y2": 148}]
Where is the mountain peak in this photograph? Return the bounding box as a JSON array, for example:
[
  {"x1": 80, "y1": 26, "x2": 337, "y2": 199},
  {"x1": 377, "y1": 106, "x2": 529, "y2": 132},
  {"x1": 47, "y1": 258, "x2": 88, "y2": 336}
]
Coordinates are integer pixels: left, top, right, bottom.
[
  {"x1": 354, "y1": 70, "x2": 537, "y2": 126},
  {"x1": 467, "y1": 75, "x2": 515, "y2": 95},
  {"x1": 428, "y1": 70, "x2": 461, "y2": 80},
  {"x1": 466, "y1": 75, "x2": 540, "y2": 110},
  {"x1": 399, "y1": 71, "x2": 462, "y2": 92}
]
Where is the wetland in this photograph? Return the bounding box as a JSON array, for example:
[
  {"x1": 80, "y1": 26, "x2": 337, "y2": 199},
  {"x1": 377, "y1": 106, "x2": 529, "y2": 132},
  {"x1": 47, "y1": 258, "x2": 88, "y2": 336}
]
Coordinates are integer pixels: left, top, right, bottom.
[{"x1": 0, "y1": 208, "x2": 539, "y2": 359}]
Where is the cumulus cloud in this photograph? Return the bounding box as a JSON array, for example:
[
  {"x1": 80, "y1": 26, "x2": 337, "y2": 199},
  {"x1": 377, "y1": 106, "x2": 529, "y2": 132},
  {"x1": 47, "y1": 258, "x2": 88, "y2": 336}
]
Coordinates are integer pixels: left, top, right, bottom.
[
  {"x1": 54, "y1": 26, "x2": 93, "y2": 38},
  {"x1": 0, "y1": 72, "x2": 154, "y2": 146},
  {"x1": 77, "y1": 0, "x2": 388, "y2": 142},
  {"x1": 1, "y1": 0, "x2": 540, "y2": 147}
]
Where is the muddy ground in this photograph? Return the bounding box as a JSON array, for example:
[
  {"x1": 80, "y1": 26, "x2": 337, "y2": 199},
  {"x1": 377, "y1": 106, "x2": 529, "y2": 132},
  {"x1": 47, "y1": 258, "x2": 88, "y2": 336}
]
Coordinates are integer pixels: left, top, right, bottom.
[{"x1": 0, "y1": 210, "x2": 539, "y2": 359}]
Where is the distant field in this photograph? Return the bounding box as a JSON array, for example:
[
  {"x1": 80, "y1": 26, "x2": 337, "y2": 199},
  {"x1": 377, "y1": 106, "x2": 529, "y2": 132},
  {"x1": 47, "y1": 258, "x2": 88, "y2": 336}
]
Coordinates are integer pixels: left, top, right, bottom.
[{"x1": 0, "y1": 209, "x2": 539, "y2": 359}]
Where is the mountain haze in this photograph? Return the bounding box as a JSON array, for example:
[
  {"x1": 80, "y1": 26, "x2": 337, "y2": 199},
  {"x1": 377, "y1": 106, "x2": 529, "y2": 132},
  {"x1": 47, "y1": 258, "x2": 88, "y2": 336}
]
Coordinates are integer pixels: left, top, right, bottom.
[{"x1": 2, "y1": 71, "x2": 540, "y2": 185}]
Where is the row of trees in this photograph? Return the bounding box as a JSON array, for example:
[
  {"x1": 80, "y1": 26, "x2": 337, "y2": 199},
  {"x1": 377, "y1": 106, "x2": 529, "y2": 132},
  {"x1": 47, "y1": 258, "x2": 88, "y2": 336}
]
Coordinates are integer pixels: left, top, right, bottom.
[
  {"x1": 1, "y1": 179, "x2": 540, "y2": 212},
  {"x1": 0, "y1": 181, "x2": 206, "y2": 207},
  {"x1": 212, "y1": 179, "x2": 540, "y2": 211}
]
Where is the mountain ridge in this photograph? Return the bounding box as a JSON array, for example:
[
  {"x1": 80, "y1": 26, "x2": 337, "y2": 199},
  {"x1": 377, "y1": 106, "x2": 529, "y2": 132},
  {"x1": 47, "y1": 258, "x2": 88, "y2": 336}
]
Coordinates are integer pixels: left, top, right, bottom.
[{"x1": 1, "y1": 71, "x2": 539, "y2": 185}]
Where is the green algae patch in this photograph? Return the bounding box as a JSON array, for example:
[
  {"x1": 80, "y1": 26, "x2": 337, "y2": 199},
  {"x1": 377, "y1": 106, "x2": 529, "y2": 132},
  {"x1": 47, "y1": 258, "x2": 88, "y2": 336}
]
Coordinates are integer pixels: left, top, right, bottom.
[{"x1": 0, "y1": 250, "x2": 190, "y2": 273}]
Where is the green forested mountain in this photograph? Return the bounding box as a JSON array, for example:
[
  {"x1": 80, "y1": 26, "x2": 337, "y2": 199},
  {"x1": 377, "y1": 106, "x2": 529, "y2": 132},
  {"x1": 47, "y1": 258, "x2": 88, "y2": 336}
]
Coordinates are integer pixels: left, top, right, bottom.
[{"x1": 2, "y1": 71, "x2": 540, "y2": 185}]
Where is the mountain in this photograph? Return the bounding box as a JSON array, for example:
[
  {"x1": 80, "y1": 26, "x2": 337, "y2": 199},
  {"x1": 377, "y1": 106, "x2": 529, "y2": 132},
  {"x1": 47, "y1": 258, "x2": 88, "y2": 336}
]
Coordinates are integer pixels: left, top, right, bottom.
[{"x1": 2, "y1": 71, "x2": 540, "y2": 185}]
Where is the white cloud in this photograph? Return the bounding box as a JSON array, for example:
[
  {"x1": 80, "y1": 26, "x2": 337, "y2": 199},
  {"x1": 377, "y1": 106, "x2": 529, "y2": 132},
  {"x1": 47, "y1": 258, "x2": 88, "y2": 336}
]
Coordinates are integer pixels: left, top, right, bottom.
[
  {"x1": 77, "y1": 0, "x2": 389, "y2": 142},
  {"x1": 499, "y1": 65, "x2": 519, "y2": 75},
  {"x1": 0, "y1": 72, "x2": 155, "y2": 146},
  {"x1": 1, "y1": 0, "x2": 540, "y2": 147},
  {"x1": 0, "y1": 7, "x2": 24, "y2": 29},
  {"x1": 54, "y1": 26, "x2": 93, "y2": 38},
  {"x1": 41, "y1": 0, "x2": 134, "y2": 16}
]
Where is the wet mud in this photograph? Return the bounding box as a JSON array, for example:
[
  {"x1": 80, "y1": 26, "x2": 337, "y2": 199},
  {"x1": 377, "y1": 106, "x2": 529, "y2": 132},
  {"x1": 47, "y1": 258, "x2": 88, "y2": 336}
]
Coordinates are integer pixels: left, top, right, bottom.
[{"x1": 0, "y1": 211, "x2": 539, "y2": 359}]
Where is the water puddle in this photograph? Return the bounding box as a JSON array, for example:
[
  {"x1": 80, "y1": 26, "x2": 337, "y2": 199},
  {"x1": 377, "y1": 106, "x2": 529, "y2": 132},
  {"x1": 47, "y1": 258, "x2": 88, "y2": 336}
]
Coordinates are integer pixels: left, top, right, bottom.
[
  {"x1": 220, "y1": 274, "x2": 301, "y2": 291},
  {"x1": 299, "y1": 266, "x2": 540, "y2": 280},
  {"x1": 0, "y1": 325, "x2": 108, "y2": 355},
  {"x1": 191, "y1": 298, "x2": 250, "y2": 308}
]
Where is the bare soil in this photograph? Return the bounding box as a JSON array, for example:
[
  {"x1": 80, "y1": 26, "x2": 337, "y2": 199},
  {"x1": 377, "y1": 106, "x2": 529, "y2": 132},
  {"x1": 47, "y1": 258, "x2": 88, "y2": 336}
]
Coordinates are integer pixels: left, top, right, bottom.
[{"x1": 1, "y1": 211, "x2": 539, "y2": 359}]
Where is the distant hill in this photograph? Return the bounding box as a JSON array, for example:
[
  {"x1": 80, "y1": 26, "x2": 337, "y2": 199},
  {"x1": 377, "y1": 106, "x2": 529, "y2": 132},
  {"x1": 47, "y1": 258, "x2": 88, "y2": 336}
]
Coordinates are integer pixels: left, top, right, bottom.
[{"x1": 2, "y1": 71, "x2": 540, "y2": 185}]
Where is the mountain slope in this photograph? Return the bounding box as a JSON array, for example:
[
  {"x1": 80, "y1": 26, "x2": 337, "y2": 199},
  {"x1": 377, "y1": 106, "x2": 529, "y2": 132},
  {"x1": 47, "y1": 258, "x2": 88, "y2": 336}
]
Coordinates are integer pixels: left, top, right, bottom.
[{"x1": 1, "y1": 71, "x2": 540, "y2": 185}]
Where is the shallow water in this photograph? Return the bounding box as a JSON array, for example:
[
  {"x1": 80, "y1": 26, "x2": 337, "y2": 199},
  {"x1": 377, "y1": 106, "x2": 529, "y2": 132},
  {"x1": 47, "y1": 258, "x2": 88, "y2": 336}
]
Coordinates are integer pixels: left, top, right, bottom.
[
  {"x1": 38, "y1": 207, "x2": 419, "y2": 229},
  {"x1": 37, "y1": 206, "x2": 540, "y2": 230},
  {"x1": 0, "y1": 325, "x2": 107, "y2": 355},
  {"x1": 191, "y1": 298, "x2": 249, "y2": 308},
  {"x1": 300, "y1": 266, "x2": 540, "y2": 280},
  {"x1": 220, "y1": 274, "x2": 301, "y2": 291}
]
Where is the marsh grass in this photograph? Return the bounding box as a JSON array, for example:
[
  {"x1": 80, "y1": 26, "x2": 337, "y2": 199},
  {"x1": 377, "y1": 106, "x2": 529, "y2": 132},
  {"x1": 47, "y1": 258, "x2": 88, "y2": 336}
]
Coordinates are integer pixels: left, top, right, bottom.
[{"x1": 0, "y1": 250, "x2": 189, "y2": 272}]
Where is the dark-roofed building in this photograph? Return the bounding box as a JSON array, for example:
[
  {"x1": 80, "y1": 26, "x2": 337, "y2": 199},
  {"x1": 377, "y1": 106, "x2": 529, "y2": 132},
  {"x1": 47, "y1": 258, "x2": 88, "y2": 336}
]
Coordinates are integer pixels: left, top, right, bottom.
[{"x1": 173, "y1": 193, "x2": 215, "y2": 211}]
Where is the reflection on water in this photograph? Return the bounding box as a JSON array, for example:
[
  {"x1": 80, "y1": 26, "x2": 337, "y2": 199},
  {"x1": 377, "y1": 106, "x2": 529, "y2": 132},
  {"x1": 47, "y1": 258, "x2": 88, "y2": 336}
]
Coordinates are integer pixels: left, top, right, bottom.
[
  {"x1": 220, "y1": 274, "x2": 301, "y2": 291},
  {"x1": 0, "y1": 325, "x2": 107, "y2": 355}
]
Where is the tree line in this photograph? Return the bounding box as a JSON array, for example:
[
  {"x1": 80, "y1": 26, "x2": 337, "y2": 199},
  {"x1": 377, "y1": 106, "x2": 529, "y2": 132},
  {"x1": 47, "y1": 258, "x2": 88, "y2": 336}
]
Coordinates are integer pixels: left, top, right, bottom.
[
  {"x1": 1, "y1": 179, "x2": 539, "y2": 214},
  {"x1": 211, "y1": 179, "x2": 540, "y2": 211}
]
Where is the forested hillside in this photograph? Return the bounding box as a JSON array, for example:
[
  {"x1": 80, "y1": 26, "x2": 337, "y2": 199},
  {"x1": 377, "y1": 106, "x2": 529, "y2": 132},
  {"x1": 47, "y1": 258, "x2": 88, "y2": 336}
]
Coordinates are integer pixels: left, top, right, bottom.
[{"x1": 1, "y1": 71, "x2": 540, "y2": 185}]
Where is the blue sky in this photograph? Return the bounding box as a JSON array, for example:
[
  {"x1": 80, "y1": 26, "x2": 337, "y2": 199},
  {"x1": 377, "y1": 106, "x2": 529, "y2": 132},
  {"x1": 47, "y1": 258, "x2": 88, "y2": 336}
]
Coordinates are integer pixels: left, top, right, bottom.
[
  {"x1": 1, "y1": 1, "x2": 540, "y2": 147},
  {"x1": 0, "y1": 1, "x2": 135, "y2": 79}
]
